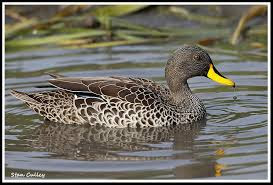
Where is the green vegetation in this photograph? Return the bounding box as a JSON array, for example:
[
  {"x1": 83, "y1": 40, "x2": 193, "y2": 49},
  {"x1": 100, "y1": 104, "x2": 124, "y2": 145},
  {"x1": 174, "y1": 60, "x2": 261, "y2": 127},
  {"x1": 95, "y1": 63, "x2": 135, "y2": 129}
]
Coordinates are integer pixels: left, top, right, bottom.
[{"x1": 5, "y1": 5, "x2": 267, "y2": 58}]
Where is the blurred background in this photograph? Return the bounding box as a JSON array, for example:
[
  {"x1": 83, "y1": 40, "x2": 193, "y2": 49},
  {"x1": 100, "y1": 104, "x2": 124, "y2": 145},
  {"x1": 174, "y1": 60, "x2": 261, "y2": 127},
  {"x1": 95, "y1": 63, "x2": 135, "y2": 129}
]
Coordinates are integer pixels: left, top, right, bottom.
[{"x1": 5, "y1": 5, "x2": 267, "y2": 52}]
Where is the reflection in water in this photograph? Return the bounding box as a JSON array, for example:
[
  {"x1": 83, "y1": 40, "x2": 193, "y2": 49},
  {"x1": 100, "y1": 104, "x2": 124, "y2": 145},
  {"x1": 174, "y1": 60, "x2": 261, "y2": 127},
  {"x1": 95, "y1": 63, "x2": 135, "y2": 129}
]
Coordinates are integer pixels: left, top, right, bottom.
[
  {"x1": 25, "y1": 119, "x2": 225, "y2": 178},
  {"x1": 27, "y1": 120, "x2": 206, "y2": 162}
]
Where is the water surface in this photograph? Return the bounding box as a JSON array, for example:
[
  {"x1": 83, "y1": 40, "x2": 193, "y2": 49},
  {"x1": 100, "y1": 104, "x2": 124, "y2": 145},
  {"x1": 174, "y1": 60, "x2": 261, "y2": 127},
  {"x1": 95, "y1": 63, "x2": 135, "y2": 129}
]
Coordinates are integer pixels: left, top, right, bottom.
[{"x1": 5, "y1": 42, "x2": 268, "y2": 180}]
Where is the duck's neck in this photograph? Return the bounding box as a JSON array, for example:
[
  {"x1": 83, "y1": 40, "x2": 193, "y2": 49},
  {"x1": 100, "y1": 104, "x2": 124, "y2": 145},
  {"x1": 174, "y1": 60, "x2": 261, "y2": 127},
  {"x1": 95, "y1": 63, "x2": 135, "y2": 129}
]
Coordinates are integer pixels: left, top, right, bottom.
[
  {"x1": 169, "y1": 81, "x2": 193, "y2": 104},
  {"x1": 168, "y1": 80, "x2": 204, "y2": 111},
  {"x1": 165, "y1": 63, "x2": 204, "y2": 111}
]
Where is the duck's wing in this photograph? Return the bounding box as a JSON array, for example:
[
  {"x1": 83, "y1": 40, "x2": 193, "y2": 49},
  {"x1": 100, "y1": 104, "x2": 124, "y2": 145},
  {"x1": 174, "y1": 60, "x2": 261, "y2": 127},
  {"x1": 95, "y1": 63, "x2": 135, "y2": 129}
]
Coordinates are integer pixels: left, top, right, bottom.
[{"x1": 48, "y1": 76, "x2": 170, "y2": 106}]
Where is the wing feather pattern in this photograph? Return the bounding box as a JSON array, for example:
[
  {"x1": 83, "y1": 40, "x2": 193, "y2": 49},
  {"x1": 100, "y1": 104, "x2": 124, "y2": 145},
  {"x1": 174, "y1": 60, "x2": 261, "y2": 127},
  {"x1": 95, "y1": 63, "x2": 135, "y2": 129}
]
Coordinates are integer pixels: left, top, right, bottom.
[{"x1": 48, "y1": 76, "x2": 170, "y2": 106}]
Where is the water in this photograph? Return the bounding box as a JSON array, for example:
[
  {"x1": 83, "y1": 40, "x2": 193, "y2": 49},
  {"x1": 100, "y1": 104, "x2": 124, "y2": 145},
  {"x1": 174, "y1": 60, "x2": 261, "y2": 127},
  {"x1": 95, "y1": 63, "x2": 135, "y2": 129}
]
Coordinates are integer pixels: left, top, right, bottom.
[{"x1": 4, "y1": 42, "x2": 268, "y2": 180}]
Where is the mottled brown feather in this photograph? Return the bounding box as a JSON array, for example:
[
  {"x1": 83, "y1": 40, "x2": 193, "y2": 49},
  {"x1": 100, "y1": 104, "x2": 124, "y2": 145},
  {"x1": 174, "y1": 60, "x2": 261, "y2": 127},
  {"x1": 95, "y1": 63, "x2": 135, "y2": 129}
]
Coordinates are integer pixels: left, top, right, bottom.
[{"x1": 48, "y1": 76, "x2": 168, "y2": 107}]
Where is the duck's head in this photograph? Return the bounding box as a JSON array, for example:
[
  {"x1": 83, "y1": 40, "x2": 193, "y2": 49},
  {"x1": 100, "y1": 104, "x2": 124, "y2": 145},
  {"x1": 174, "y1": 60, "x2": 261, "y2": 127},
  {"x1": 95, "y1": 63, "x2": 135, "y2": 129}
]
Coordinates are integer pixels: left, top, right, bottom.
[{"x1": 165, "y1": 45, "x2": 235, "y2": 92}]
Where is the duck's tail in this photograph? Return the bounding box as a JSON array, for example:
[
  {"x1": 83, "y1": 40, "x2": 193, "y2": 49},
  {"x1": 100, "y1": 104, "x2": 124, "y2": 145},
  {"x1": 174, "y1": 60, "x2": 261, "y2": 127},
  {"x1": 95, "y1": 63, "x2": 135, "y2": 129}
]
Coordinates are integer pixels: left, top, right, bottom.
[
  {"x1": 10, "y1": 89, "x2": 40, "y2": 104},
  {"x1": 10, "y1": 89, "x2": 85, "y2": 124}
]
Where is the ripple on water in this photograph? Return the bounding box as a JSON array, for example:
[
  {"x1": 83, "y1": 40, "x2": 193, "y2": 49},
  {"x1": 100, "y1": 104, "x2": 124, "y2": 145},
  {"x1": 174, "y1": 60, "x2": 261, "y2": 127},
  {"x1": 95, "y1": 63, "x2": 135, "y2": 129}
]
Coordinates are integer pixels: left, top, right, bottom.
[{"x1": 5, "y1": 43, "x2": 268, "y2": 180}]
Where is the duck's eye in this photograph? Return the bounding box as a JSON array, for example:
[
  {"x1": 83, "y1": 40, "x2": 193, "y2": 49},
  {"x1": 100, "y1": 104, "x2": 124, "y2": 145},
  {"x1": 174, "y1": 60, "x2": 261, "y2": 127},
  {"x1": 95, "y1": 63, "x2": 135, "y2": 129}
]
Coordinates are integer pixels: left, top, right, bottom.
[{"x1": 194, "y1": 55, "x2": 200, "y2": 61}]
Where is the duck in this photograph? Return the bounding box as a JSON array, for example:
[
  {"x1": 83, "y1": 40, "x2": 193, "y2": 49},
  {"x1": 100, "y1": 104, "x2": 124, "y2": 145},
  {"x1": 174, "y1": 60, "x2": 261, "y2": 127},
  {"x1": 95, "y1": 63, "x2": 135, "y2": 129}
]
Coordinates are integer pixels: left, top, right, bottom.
[{"x1": 10, "y1": 45, "x2": 235, "y2": 128}]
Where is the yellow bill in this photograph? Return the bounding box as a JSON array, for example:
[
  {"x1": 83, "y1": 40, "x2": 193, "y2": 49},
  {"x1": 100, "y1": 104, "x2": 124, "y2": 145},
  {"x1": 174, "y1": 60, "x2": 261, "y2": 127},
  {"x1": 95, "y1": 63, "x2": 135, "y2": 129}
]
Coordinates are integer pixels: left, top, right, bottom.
[{"x1": 207, "y1": 64, "x2": 235, "y2": 87}]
